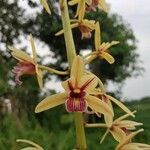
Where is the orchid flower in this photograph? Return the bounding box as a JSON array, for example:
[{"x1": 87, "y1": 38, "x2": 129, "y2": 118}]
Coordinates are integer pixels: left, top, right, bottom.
[
  {"x1": 116, "y1": 129, "x2": 150, "y2": 150},
  {"x1": 90, "y1": 87, "x2": 135, "y2": 120},
  {"x1": 9, "y1": 35, "x2": 43, "y2": 89},
  {"x1": 85, "y1": 22, "x2": 119, "y2": 64},
  {"x1": 17, "y1": 139, "x2": 44, "y2": 150},
  {"x1": 55, "y1": 6, "x2": 96, "y2": 39},
  {"x1": 35, "y1": 56, "x2": 113, "y2": 118},
  {"x1": 100, "y1": 111, "x2": 143, "y2": 143}
]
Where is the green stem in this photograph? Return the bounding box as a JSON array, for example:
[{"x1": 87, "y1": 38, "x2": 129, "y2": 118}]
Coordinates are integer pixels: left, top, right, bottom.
[
  {"x1": 74, "y1": 113, "x2": 87, "y2": 150},
  {"x1": 85, "y1": 123, "x2": 107, "y2": 128},
  {"x1": 38, "y1": 65, "x2": 68, "y2": 75},
  {"x1": 60, "y1": 0, "x2": 87, "y2": 149},
  {"x1": 60, "y1": 0, "x2": 76, "y2": 66}
]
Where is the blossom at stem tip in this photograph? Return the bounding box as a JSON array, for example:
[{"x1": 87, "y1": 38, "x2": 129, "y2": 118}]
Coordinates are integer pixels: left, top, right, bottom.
[
  {"x1": 55, "y1": 5, "x2": 96, "y2": 39},
  {"x1": 35, "y1": 56, "x2": 113, "y2": 118}
]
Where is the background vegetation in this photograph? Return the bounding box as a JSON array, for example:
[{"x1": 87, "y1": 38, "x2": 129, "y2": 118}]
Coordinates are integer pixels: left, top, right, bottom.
[
  {"x1": 0, "y1": 0, "x2": 149, "y2": 149},
  {"x1": 1, "y1": 97, "x2": 150, "y2": 149}
]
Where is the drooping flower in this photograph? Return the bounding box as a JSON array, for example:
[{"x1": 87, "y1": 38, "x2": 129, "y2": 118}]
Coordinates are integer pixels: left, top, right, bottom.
[
  {"x1": 40, "y1": 0, "x2": 51, "y2": 15},
  {"x1": 100, "y1": 111, "x2": 143, "y2": 143},
  {"x1": 16, "y1": 139, "x2": 44, "y2": 150},
  {"x1": 85, "y1": 22, "x2": 119, "y2": 64},
  {"x1": 9, "y1": 35, "x2": 43, "y2": 89},
  {"x1": 116, "y1": 129, "x2": 150, "y2": 150},
  {"x1": 55, "y1": 6, "x2": 95, "y2": 39},
  {"x1": 35, "y1": 56, "x2": 113, "y2": 117}
]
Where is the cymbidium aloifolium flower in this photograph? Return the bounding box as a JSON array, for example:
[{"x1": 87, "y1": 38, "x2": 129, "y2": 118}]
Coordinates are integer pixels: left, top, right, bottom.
[
  {"x1": 35, "y1": 56, "x2": 113, "y2": 119},
  {"x1": 55, "y1": 6, "x2": 96, "y2": 39},
  {"x1": 17, "y1": 139, "x2": 44, "y2": 150},
  {"x1": 99, "y1": 111, "x2": 143, "y2": 143},
  {"x1": 40, "y1": 0, "x2": 51, "y2": 15},
  {"x1": 68, "y1": 0, "x2": 108, "y2": 17},
  {"x1": 9, "y1": 35, "x2": 43, "y2": 89},
  {"x1": 85, "y1": 22, "x2": 119, "y2": 64},
  {"x1": 116, "y1": 129, "x2": 150, "y2": 150},
  {"x1": 89, "y1": 87, "x2": 135, "y2": 126}
]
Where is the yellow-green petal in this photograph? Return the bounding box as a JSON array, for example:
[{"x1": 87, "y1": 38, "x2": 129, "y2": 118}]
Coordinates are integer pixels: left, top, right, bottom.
[
  {"x1": 78, "y1": 74, "x2": 98, "y2": 92},
  {"x1": 82, "y1": 20, "x2": 95, "y2": 29},
  {"x1": 86, "y1": 0, "x2": 92, "y2": 5},
  {"x1": 71, "y1": 56, "x2": 84, "y2": 86},
  {"x1": 36, "y1": 65, "x2": 43, "y2": 89},
  {"x1": 9, "y1": 46, "x2": 34, "y2": 64},
  {"x1": 121, "y1": 143, "x2": 150, "y2": 150},
  {"x1": 78, "y1": 1, "x2": 85, "y2": 19},
  {"x1": 61, "y1": 77, "x2": 75, "y2": 91},
  {"x1": 104, "y1": 41, "x2": 119, "y2": 50},
  {"x1": 85, "y1": 55, "x2": 97, "y2": 64},
  {"x1": 114, "y1": 111, "x2": 136, "y2": 122},
  {"x1": 100, "y1": 129, "x2": 109, "y2": 143},
  {"x1": 104, "y1": 115, "x2": 113, "y2": 128},
  {"x1": 116, "y1": 120, "x2": 143, "y2": 129},
  {"x1": 35, "y1": 92, "x2": 67, "y2": 113},
  {"x1": 68, "y1": 0, "x2": 79, "y2": 5},
  {"x1": 30, "y1": 34, "x2": 37, "y2": 63},
  {"x1": 55, "y1": 29, "x2": 64, "y2": 36},
  {"x1": 107, "y1": 95, "x2": 135, "y2": 117},
  {"x1": 86, "y1": 95, "x2": 114, "y2": 117},
  {"x1": 11, "y1": 52, "x2": 35, "y2": 64},
  {"x1": 110, "y1": 126, "x2": 127, "y2": 142},
  {"x1": 100, "y1": 52, "x2": 115, "y2": 64},
  {"x1": 16, "y1": 139, "x2": 43, "y2": 150},
  {"x1": 55, "y1": 23, "x2": 79, "y2": 36},
  {"x1": 95, "y1": 22, "x2": 101, "y2": 51},
  {"x1": 40, "y1": 0, "x2": 51, "y2": 15},
  {"x1": 98, "y1": 0, "x2": 108, "y2": 12},
  {"x1": 20, "y1": 147, "x2": 37, "y2": 150},
  {"x1": 76, "y1": 0, "x2": 85, "y2": 19},
  {"x1": 116, "y1": 129, "x2": 144, "y2": 150},
  {"x1": 119, "y1": 144, "x2": 138, "y2": 150},
  {"x1": 131, "y1": 143, "x2": 150, "y2": 148}
]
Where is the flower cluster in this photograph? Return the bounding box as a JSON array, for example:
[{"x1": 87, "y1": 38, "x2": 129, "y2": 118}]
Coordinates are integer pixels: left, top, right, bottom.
[{"x1": 9, "y1": 0, "x2": 150, "y2": 150}]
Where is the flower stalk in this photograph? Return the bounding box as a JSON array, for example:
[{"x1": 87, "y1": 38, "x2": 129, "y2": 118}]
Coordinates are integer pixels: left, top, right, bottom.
[
  {"x1": 60, "y1": 0, "x2": 87, "y2": 149},
  {"x1": 59, "y1": 0, "x2": 76, "y2": 66},
  {"x1": 38, "y1": 65, "x2": 68, "y2": 75}
]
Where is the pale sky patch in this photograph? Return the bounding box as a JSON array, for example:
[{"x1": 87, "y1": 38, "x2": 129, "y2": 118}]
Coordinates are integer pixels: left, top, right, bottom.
[{"x1": 107, "y1": 0, "x2": 150, "y2": 99}]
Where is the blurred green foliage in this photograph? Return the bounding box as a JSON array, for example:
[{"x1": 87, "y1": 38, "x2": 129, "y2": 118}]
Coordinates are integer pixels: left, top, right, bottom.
[{"x1": 0, "y1": 98, "x2": 150, "y2": 150}]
